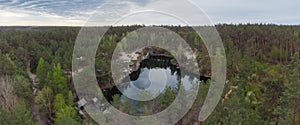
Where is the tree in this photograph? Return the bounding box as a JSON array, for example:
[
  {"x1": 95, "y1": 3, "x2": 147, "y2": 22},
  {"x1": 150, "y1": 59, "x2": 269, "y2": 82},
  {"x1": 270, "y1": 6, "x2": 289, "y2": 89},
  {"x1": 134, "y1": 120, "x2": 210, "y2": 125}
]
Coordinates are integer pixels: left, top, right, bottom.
[
  {"x1": 111, "y1": 94, "x2": 131, "y2": 113},
  {"x1": 0, "y1": 107, "x2": 13, "y2": 125},
  {"x1": 35, "y1": 86, "x2": 53, "y2": 119},
  {"x1": 194, "y1": 33, "x2": 201, "y2": 48},
  {"x1": 54, "y1": 106, "x2": 79, "y2": 125},
  {"x1": 0, "y1": 76, "x2": 17, "y2": 111},
  {"x1": 67, "y1": 91, "x2": 74, "y2": 106},
  {"x1": 13, "y1": 100, "x2": 36, "y2": 125},
  {"x1": 47, "y1": 64, "x2": 68, "y2": 95},
  {"x1": 0, "y1": 53, "x2": 18, "y2": 75},
  {"x1": 53, "y1": 94, "x2": 67, "y2": 113},
  {"x1": 258, "y1": 65, "x2": 285, "y2": 122},
  {"x1": 277, "y1": 53, "x2": 300, "y2": 125},
  {"x1": 159, "y1": 87, "x2": 177, "y2": 109},
  {"x1": 36, "y1": 57, "x2": 50, "y2": 87},
  {"x1": 53, "y1": 94, "x2": 79, "y2": 125},
  {"x1": 0, "y1": 39, "x2": 11, "y2": 54},
  {"x1": 0, "y1": 76, "x2": 36, "y2": 125},
  {"x1": 13, "y1": 75, "x2": 33, "y2": 100}
]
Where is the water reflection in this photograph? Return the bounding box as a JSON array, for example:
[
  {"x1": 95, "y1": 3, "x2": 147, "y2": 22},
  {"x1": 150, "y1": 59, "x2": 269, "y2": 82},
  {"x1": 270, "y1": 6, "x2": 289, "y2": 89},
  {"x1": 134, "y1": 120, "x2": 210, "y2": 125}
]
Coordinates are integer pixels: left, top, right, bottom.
[{"x1": 102, "y1": 57, "x2": 206, "y2": 115}]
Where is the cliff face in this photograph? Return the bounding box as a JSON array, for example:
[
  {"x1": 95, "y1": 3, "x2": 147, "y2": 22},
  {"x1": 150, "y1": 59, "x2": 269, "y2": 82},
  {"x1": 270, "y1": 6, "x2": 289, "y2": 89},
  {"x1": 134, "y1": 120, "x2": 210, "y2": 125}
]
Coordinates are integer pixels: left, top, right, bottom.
[{"x1": 129, "y1": 46, "x2": 211, "y2": 78}]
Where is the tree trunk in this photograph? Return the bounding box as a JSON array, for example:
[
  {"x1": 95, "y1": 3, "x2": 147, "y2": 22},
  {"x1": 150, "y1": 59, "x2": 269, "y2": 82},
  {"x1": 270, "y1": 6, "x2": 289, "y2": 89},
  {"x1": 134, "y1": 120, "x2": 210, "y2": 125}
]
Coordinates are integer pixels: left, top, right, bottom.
[{"x1": 292, "y1": 98, "x2": 296, "y2": 125}]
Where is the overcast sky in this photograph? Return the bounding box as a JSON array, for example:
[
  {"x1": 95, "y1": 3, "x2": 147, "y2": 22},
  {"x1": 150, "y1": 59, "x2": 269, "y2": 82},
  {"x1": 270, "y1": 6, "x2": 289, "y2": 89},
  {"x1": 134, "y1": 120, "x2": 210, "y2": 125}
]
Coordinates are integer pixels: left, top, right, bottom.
[{"x1": 0, "y1": 0, "x2": 299, "y2": 26}]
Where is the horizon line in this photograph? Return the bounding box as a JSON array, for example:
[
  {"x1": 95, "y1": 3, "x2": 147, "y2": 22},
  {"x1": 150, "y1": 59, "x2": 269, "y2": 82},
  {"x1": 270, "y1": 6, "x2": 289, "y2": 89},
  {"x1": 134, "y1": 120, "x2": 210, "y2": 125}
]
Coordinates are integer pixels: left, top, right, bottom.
[{"x1": 0, "y1": 23, "x2": 300, "y2": 27}]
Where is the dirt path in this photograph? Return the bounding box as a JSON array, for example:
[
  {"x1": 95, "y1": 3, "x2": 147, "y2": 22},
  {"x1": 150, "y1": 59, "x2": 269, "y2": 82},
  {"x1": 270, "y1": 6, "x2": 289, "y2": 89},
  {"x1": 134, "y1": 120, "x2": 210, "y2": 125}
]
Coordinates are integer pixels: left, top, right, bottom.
[
  {"x1": 27, "y1": 61, "x2": 48, "y2": 125},
  {"x1": 31, "y1": 101, "x2": 48, "y2": 125},
  {"x1": 26, "y1": 61, "x2": 37, "y2": 85}
]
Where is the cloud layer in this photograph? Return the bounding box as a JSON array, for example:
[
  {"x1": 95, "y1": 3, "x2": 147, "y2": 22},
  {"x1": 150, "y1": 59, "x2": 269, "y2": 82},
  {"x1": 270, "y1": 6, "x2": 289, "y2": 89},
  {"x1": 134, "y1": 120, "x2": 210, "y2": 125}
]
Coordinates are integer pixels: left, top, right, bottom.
[{"x1": 0, "y1": 0, "x2": 299, "y2": 26}]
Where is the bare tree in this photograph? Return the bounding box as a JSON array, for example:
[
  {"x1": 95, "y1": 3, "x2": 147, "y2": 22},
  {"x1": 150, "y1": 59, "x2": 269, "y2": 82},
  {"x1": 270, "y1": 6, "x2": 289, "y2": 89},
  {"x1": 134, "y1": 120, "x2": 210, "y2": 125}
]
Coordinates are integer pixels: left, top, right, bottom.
[{"x1": 0, "y1": 76, "x2": 17, "y2": 111}]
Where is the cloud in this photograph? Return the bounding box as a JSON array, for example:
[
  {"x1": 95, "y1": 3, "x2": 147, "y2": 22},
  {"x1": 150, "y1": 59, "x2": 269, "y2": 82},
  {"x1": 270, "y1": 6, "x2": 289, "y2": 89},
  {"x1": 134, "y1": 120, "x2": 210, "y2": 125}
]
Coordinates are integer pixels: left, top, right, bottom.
[
  {"x1": 0, "y1": 9, "x2": 85, "y2": 26},
  {"x1": 0, "y1": 0, "x2": 155, "y2": 25},
  {"x1": 0, "y1": 0, "x2": 299, "y2": 26},
  {"x1": 193, "y1": 0, "x2": 300, "y2": 24}
]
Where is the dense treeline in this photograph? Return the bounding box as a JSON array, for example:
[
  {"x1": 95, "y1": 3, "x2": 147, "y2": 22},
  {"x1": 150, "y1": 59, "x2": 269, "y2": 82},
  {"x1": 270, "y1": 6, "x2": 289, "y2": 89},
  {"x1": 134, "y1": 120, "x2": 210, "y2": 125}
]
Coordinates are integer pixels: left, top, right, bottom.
[{"x1": 0, "y1": 24, "x2": 299, "y2": 125}]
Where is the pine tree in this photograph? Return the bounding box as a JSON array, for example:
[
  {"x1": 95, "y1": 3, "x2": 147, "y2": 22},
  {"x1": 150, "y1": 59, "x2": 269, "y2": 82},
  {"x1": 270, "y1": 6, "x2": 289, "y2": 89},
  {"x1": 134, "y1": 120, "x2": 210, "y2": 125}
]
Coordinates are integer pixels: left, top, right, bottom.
[
  {"x1": 13, "y1": 75, "x2": 33, "y2": 100},
  {"x1": 53, "y1": 94, "x2": 79, "y2": 125},
  {"x1": 47, "y1": 64, "x2": 68, "y2": 95},
  {"x1": 13, "y1": 100, "x2": 36, "y2": 125},
  {"x1": 36, "y1": 57, "x2": 50, "y2": 87},
  {"x1": 279, "y1": 53, "x2": 300, "y2": 125}
]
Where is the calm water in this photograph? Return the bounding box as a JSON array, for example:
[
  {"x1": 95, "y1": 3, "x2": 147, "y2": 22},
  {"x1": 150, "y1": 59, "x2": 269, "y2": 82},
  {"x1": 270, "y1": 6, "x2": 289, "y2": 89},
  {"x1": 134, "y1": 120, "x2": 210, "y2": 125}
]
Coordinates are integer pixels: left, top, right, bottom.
[{"x1": 102, "y1": 57, "x2": 205, "y2": 115}]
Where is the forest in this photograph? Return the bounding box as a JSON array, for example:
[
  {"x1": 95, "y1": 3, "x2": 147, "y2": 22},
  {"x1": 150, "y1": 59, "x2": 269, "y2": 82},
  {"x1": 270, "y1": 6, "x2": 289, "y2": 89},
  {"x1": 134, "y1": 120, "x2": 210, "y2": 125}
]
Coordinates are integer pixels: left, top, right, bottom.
[{"x1": 0, "y1": 24, "x2": 299, "y2": 125}]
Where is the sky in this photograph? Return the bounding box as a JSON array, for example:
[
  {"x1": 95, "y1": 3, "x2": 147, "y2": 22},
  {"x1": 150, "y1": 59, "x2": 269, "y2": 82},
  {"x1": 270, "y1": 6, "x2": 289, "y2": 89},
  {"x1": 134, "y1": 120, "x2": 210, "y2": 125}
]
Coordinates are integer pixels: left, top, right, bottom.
[{"x1": 0, "y1": 0, "x2": 299, "y2": 26}]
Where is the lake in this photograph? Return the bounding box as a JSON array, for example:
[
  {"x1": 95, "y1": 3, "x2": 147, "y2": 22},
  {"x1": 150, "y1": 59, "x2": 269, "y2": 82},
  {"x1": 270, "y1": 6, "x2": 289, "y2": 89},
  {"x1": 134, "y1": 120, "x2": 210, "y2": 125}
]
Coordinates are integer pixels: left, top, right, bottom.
[{"x1": 102, "y1": 56, "x2": 208, "y2": 115}]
